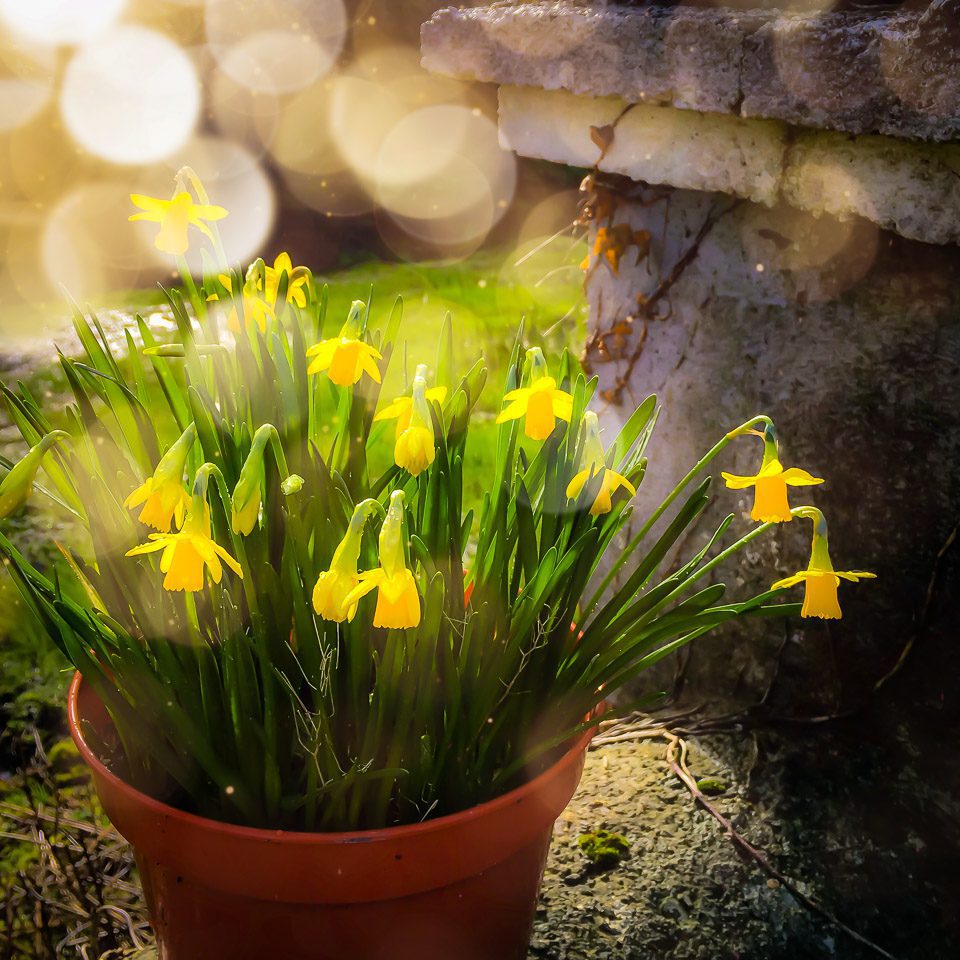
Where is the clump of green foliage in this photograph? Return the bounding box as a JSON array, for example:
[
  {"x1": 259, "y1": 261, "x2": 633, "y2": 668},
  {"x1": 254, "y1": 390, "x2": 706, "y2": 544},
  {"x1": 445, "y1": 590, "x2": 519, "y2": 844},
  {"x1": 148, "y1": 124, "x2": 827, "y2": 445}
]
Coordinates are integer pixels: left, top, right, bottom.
[{"x1": 578, "y1": 829, "x2": 631, "y2": 868}]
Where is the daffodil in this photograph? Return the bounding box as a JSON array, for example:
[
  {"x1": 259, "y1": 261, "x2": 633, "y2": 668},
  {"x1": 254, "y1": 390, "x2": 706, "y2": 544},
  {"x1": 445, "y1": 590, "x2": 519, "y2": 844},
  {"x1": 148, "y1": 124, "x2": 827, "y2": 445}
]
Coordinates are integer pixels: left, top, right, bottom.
[
  {"x1": 565, "y1": 412, "x2": 636, "y2": 515},
  {"x1": 231, "y1": 428, "x2": 270, "y2": 536},
  {"x1": 0, "y1": 431, "x2": 69, "y2": 520},
  {"x1": 374, "y1": 364, "x2": 447, "y2": 439},
  {"x1": 496, "y1": 347, "x2": 573, "y2": 441},
  {"x1": 770, "y1": 507, "x2": 874, "y2": 619},
  {"x1": 129, "y1": 191, "x2": 227, "y2": 256},
  {"x1": 344, "y1": 490, "x2": 420, "y2": 629},
  {"x1": 263, "y1": 252, "x2": 309, "y2": 309},
  {"x1": 124, "y1": 425, "x2": 196, "y2": 532},
  {"x1": 306, "y1": 300, "x2": 382, "y2": 387},
  {"x1": 207, "y1": 273, "x2": 274, "y2": 334},
  {"x1": 392, "y1": 368, "x2": 437, "y2": 477},
  {"x1": 721, "y1": 421, "x2": 823, "y2": 523},
  {"x1": 313, "y1": 499, "x2": 380, "y2": 623},
  {"x1": 126, "y1": 494, "x2": 242, "y2": 594}
]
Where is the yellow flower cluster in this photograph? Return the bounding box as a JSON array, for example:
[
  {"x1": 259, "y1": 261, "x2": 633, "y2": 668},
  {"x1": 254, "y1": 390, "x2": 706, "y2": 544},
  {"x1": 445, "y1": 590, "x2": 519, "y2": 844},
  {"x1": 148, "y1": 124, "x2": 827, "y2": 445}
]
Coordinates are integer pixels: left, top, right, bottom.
[
  {"x1": 313, "y1": 492, "x2": 420, "y2": 629},
  {"x1": 121, "y1": 188, "x2": 872, "y2": 622},
  {"x1": 208, "y1": 253, "x2": 309, "y2": 334}
]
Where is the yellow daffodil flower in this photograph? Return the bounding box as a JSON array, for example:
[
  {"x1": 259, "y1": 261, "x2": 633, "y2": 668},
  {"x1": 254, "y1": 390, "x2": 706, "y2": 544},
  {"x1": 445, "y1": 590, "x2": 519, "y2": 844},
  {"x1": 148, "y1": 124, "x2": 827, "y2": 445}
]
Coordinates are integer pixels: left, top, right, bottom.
[
  {"x1": 0, "y1": 431, "x2": 69, "y2": 520},
  {"x1": 374, "y1": 364, "x2": 447, "y2": 439},
  {"x1": 496, "y1": 347, "x2": 573, "y2": 441},
  {"x1": 126, "y1": 493, "x2": 242, "y2": 593},
  {"x1": 124, "y1": 425, "x2": 196, "y2": 532},
  {"x1": 392, "y1": 368, "x2": 437, "y2": 477},
  {"x1": 306, "y1": 300, "x2": 382, "y2": 387},
  {"x1": 129, "y1": 191, "x2": 227, "y2": 256},
  {"x1": 770, "y1": 507, "x2": 875, "y2": 619},
  {"x1": 344, "y1": 490, "x2": 420, "y2": 629},
  {"x1": 263, "y1": 252, "x2": 309, "y2": 309},
  {"x1": 207, "y1": 273, "x2": 274, "y2": 334},
  {"x1": 313, "y1": 499, "x2": 380, "y2": 623},
  {"x1": 565, "y1": 412, "x2": 636, "y2": 515},
  {"x1": 721, "y1": 421, "x2": 823, "y2": 523}
]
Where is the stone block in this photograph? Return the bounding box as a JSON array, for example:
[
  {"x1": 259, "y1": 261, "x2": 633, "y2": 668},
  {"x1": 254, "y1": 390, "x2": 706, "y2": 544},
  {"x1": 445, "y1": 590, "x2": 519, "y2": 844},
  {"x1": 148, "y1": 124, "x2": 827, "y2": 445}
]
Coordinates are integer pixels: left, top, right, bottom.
[
  {"x1": 498, "y1": 85, "x2": 960, "y2": 245},
  {"x1": 422, "y1": 1, "x2": 960, "y2": 141}
]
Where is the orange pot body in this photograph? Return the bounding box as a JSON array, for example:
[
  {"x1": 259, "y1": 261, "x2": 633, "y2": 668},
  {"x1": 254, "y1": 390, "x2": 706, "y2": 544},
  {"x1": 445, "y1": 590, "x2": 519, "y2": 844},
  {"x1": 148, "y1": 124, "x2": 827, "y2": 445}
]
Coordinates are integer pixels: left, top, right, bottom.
[{"x1": 68, "y1": 673, "x2": 592, "y2": 960}]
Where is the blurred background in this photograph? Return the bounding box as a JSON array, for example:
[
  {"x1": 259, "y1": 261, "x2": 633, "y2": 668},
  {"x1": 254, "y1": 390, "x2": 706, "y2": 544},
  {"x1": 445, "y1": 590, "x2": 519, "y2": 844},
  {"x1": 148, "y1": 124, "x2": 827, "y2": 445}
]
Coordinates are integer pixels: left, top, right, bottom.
[{"x1": 0, "y1": 0, "x2": 585, "y2": 337}]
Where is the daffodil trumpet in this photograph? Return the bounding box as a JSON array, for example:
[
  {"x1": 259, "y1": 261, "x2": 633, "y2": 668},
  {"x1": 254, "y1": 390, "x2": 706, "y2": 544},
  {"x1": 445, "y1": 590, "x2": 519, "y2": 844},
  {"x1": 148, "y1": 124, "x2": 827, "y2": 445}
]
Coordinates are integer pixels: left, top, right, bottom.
[
  {"x1": 374, "y1": 363, "x2": 447, "y2": 440},
  {"x1": 565, "y1": 412, "x2": 636, "y2": 516},
  {"x1": 313, "y1": 499, "x2": 383, "y2": 623},
  {"x1": 496, "y1": 347, "x2": 573, "y2": 441},
  {"x1": 344, "y1": 490, "x2": 420, "y2": 629},
  {"x1": 770, "y1": 507, "x2": 875, "y2": 619},
  {"x1": 306, "y1": 299, "x2": 383, "y2": 387},
  {"x1": 392, "y1": 369, "x2": 437, "y2": 477},
  {"x1": 0, "y1": 431, "x2": 70, "y2": 520},
  {"x1": 721, "y1": 420, "x2": 823, "y2": 523},
  {"x1": 124, "y1": 424, "x2": 196, "y2": 533}
]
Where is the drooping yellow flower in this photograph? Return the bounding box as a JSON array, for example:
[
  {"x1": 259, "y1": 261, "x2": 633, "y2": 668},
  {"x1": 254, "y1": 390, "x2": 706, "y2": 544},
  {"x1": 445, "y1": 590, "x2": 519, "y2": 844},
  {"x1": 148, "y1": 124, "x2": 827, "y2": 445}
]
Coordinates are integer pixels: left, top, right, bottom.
[
  {"x1": 0, "y1": 431, "x2": 69, "y2": 520},
  {"x1": 306, "y1": 300, "x2": 382, "y2": 387},
  {"x1": 374, "y1": 364, "x2": 447, "y2": 440},
  {"x1": 392, "y1": 368, "x2": 437, "y2": 477},
  {"x1": 565, "y1": 412, "x2": 636, "y2": 516},
  {"x1": 344, "y1": 490, "x2": 420, "y2": 629},
  {"x1": 721, "y1": 422, "x2": 823, "y2": 523},
  {"x1": 313, "y1": 499, "x2": 380, "y2": 623},
  {"x1": 770, "y1": 507, "x2": 875, "y2": 619},
  {"x1": 496, "y1": 347, "x2": 573, "y2": 441},
  {"x1": 126, "y1": 497, "x2": 242, "y2": 593},
  {"x1": 124, "y1": 425, "x2": 196, "y2": 532},
  {"x1": 129, "y1": 191, "x2": 227, "y2": 256}
]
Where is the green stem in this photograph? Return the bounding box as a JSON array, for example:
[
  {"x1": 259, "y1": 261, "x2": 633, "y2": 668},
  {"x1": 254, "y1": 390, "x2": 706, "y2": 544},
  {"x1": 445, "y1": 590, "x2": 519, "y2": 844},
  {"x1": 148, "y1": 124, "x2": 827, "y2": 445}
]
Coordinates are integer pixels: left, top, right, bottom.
[{"x1": 582, "y1": 415, "x2": 772, "y2": 619}]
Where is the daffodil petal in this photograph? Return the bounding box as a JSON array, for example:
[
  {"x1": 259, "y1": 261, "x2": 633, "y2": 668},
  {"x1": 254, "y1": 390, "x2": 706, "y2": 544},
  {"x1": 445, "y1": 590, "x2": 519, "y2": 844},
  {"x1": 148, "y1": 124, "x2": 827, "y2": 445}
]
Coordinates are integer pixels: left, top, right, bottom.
[
  {"x1": 770, "y1": 572, "x2": 809, "y2": 591},
  {"x1": 496, "y1": 398, "x2": 527, "y2": 424},
  {"x1": 780, "y1": 467, "x2": 825, "y2": 487},
  {"x1": 720, "y1": 471, "x2": 761, "y2": 490},
  {"x1": 835, "y1": 570, "x2": 876, "y2": 582},
  {"x1": 125, "y1": 540, "x2": 167, "y2": 558}
]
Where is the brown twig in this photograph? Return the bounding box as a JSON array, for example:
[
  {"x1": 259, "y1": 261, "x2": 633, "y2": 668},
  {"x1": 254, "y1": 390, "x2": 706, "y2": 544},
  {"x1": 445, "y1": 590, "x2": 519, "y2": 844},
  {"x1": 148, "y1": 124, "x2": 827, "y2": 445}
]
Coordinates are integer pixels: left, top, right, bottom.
[{"x1": 664, "y1": 734, "x2": 899, "y2": 960}]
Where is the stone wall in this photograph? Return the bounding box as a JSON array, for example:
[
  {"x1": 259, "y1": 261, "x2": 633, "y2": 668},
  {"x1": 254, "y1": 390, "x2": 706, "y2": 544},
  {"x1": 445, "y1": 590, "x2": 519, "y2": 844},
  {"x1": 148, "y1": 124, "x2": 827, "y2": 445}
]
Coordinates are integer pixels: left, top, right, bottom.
[{"x1": 582, "y1": 184, "x2": 960, "y2": 714}]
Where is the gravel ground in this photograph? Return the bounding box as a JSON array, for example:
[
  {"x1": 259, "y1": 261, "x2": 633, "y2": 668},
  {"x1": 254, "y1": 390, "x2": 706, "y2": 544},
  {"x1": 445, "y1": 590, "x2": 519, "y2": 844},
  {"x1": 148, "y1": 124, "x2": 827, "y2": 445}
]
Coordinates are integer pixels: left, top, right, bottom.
[{"x1": 534, "y1": 707, "x2": 960, "y2": 960}]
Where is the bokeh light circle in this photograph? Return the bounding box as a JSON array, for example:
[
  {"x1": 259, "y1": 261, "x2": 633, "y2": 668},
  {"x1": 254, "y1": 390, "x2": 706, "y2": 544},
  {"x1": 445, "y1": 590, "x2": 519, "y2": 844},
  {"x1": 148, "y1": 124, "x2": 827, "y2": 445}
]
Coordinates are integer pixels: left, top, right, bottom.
[
  {"x1": 42, "y1": 181, "x2": 149, "y2": 299},
  {"x1": 0, "y1": 0, "x2": 125, "y2": 47},
  {"x1": 205, "y1": 0, "x2": 346, "y2": 95},
  {"x1": 0, "y1": 42, "x2": 58, "y2": 133},
  {"x1": 60, "y1": 26, "x2": 200, "y2": 164},
  {"x1": 267, "y1": 81, "x2": 345, "y2": 177},
  {"x1": 376, "y1": 106, "x2": 516, "y2": 252}
]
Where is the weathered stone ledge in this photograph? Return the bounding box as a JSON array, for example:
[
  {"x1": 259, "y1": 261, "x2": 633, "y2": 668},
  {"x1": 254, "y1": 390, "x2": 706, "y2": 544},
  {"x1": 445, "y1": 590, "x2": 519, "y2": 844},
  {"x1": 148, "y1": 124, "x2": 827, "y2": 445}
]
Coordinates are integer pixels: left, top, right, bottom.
[
  {"x1": 422, "y1": 1, "x2": 960, "y2": 142},
  {"x1": 499, "y1": 85, "x2": 960, "y2": 246}
]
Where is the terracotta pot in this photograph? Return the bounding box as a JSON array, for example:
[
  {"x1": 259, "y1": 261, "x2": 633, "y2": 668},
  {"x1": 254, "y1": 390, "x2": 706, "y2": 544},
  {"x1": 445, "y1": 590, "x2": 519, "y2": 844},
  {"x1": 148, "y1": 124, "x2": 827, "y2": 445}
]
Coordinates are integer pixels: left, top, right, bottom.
[{"x1": 68, "y1": 672, "x2": 594, "y2": 960}]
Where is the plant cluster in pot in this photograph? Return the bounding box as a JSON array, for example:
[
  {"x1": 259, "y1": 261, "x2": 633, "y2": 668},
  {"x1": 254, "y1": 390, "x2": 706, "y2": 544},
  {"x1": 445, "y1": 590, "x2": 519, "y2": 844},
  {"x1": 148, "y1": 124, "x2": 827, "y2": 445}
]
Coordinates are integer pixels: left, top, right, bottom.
[{"x1": 0, "y1": 173, "x2": 874, "y2": 960}]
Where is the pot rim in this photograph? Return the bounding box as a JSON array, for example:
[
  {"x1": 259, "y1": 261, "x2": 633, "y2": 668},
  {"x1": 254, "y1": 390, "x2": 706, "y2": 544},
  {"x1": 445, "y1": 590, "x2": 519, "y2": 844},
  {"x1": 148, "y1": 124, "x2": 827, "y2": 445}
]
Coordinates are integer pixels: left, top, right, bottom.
[{"x1": 68, "y1": 670, "x2": 599, "y2": 845}]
